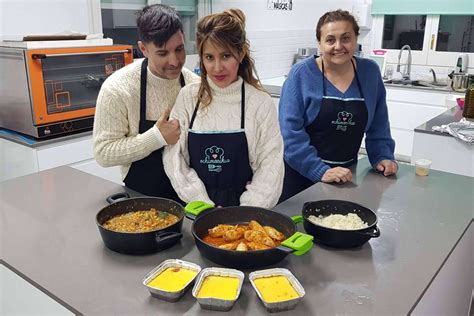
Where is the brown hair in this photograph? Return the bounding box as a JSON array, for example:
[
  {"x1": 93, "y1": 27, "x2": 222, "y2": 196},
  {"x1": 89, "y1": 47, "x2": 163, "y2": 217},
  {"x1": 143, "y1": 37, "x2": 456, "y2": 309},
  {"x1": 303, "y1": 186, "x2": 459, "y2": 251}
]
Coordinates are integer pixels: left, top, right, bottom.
[
  {"x1": 196, "y1": 8, "x2": 264, "y2": 107},
  {"x1": 316, "y1": 9, "x2": 360, "y2": 42}
]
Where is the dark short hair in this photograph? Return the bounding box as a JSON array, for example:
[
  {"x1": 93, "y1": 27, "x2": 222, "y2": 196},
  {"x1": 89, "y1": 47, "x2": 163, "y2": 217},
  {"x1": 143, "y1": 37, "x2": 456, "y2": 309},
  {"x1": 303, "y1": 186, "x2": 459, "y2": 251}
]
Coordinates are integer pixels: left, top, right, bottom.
[
  {"x1": 316, "y1": 9, "x2": 360, "y2": 42},
  {"x1": 136, "y1": 4, "x2": 183, "y2": 47}
]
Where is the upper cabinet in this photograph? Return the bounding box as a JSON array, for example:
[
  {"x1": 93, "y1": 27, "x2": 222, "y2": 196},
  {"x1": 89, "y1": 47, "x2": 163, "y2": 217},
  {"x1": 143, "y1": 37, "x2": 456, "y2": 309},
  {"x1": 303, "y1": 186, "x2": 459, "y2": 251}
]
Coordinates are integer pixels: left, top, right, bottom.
[{"x1": 371, "y1": 0, "x2": 474, "y2": 69}]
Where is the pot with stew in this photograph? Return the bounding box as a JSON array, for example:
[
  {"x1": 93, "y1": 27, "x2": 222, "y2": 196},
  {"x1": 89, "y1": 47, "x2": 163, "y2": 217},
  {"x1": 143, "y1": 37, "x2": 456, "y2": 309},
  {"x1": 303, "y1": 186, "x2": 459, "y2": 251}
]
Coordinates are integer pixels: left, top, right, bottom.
[
  {"x1": 184, "y1": 202, "x2": 314, "y2": 269},
  {"x1": 96, "y1": 193, "x2": 184, "y2": 255}
]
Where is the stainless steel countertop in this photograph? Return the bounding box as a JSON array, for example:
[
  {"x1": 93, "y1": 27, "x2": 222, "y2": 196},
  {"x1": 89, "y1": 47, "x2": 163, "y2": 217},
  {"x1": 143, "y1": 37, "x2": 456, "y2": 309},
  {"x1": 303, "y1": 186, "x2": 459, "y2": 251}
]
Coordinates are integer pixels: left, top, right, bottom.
[
  {"x1": 414, "y1": 107, "x2": 465, "y2": 137},
  {"x1": 1, "y1": 158, "x2": 472, "y2": 315}
]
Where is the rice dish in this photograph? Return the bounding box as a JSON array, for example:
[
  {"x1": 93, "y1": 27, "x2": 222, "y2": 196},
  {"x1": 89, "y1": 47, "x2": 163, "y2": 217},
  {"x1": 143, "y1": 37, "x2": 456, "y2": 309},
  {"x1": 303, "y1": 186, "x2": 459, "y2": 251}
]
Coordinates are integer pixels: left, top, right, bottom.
[{"x1": 308, "y1": 213, "x2": 368, "y2": 230}]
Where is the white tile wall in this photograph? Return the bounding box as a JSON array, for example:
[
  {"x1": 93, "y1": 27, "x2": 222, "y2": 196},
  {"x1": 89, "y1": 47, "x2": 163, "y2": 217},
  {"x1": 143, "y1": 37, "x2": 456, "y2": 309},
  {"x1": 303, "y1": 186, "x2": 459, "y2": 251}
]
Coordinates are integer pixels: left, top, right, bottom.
[
  {"x1": 248, "y1": 29, "x2": 316, "y2": 79},
  {"x1": 248, "y1": 28, "x2": 374, "y2": 79}
]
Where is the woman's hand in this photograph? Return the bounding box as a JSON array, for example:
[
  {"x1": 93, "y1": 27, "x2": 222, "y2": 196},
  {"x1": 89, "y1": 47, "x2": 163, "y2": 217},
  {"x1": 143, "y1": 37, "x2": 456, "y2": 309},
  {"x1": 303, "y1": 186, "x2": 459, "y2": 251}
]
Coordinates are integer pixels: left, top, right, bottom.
[
  {"x1": 321, "y1": 167, "x2": 352, "y2": 184},
  {"x1": 376, "y1": 160, "x2": 398, "y2": 176}
]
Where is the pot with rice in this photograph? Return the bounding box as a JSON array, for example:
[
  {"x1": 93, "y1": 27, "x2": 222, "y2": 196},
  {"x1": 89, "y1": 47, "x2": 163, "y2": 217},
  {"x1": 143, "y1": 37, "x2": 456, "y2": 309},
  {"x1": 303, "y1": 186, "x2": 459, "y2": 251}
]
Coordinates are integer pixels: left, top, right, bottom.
[{"x1": 295, "y1": 200, "x2": 380, "y2": 248}]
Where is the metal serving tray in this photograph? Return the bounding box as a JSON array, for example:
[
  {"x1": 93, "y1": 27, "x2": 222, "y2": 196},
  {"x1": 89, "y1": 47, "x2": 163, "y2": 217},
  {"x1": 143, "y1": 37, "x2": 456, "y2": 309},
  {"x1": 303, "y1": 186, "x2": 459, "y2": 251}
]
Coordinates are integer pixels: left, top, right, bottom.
[
  {"x1": 192, "y1": 267, "x2": 244, "y2": 311},
  {"x1": 249, "y1": 268, "x2": 305, "y2": 313},
  {"x1": 142, "y1": 259, "x2": 201, "y2": 302}
]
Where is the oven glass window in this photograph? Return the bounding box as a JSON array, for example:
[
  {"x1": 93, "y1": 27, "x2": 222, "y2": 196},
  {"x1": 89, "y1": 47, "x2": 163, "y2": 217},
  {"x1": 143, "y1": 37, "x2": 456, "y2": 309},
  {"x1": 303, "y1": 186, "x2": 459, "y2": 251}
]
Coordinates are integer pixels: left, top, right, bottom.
[{"x1": 41, "y1": 52, "x2": 125, "y2": 114}]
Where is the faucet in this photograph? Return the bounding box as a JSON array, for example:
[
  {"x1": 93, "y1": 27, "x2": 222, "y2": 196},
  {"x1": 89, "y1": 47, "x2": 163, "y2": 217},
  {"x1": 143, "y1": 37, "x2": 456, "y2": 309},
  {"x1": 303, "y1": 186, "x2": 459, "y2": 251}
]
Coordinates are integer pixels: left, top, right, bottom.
[
  {"x1": 429, "y1": 68, "x2": 437, "y2": 83},
  {"x1": 396, "y1": 45, "x2": 412, "y2": 81}
]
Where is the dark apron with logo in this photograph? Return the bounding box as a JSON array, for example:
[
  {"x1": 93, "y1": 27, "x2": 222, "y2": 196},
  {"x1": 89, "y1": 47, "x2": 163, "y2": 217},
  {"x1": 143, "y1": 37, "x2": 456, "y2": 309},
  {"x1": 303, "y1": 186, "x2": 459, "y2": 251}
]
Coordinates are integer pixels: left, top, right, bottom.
[
  {"x1": 123, "y1": 58, "x2": 185, "y2": 200},
  {"x1": 280, "y1": 59, "x2": 368, "y2": 202},
  {"x1": 188, "y1": 82, "x2": 253, "y2": 207}
]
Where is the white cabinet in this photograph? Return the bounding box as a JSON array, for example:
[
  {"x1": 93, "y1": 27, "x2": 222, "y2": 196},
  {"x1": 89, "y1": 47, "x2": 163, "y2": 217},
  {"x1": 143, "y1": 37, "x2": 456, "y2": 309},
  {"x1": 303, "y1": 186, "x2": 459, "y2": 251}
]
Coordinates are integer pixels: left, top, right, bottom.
[
  {"x1": 0, "y1": 134, "x2": 121, "y2": 184},
  {"x1": 384, "y1": 86, "x2": 461, "y2": 162},
  {"x1": 70, "y1": 159, "x2": 122, "y2": 184}
]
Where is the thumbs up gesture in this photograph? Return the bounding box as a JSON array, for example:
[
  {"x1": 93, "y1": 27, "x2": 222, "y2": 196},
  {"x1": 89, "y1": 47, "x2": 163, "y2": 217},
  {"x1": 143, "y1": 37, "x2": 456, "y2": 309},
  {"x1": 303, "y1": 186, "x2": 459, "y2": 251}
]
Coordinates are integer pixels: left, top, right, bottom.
[{"x1": 156, "y1": 109, "x2": 180, "y2": 145}]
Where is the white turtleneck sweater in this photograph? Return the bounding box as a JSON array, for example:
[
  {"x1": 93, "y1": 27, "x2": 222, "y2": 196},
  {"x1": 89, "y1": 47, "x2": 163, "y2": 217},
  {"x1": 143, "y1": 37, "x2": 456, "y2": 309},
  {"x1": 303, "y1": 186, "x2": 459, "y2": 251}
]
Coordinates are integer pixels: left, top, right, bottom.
[
  {"x1": 93, "y1": 58, "x2": 199, "y2": 180},
  {"x1": 163, "y1": 77, "x2": 284, "y2": 208}
]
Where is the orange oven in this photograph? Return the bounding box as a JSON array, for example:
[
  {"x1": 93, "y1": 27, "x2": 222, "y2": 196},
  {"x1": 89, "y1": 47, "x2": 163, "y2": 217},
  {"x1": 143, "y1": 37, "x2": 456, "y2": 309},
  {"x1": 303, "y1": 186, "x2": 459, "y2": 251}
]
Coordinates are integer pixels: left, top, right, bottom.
[{"x1": 0, "y1": 45, "x2": 133, "y2": 138}]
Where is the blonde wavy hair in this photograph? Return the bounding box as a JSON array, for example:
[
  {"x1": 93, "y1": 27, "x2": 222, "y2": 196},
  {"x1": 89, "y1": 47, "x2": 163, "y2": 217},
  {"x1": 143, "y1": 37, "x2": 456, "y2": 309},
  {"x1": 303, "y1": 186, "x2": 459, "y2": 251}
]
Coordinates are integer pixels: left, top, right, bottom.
[{"x1": 196, "y1": 8, "x2": 265, "y2": 107}]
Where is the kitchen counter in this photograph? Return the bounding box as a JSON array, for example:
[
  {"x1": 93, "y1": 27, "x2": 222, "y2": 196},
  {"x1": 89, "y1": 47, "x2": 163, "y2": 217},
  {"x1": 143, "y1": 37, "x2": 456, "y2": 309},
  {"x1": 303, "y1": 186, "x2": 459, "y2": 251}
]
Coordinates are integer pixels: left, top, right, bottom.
[
  {"x1": 412, "y1": 107, "x2": 473, "y2": 177},
  {"x1": 414, "y1": 106, "x2": 465, "y2": 136},
  {"x1": 0, "y1": 128, "x2": 121, "y2": 184},
  {"x1": 260, "y1": 75, "x2": 463, "y2": 97},
  {"x1": 0, "y1": 128, "x2": 92, "y2": 148},
  {"x1": 261, "y1": 76, "x2": 286, "y2": 96},
  {"x1": 1, "y1": 158, "x2": 473, "y2": 315}
]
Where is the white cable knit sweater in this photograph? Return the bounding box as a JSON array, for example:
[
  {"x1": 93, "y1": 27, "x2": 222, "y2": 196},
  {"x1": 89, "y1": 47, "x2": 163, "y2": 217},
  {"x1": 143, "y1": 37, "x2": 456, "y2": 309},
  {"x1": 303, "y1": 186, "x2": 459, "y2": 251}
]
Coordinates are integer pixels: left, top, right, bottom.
[
  {"x1": 163, "y1": 77, "x2": 284, "y2": 208},
  {"x1": 93, "y1": 58, "x2": 199, "y2": 180}
]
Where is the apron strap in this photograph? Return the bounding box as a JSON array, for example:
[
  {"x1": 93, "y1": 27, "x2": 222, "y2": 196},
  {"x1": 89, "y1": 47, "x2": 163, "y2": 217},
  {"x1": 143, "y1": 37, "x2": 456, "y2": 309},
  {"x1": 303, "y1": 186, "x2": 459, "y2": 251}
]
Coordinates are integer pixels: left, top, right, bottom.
[
  {"x1": 140, "y1": 58, "x2": 186, "y2": 127},
  {"x1": 189, "y1": 81, "x2": 246, "y2": 129},
  {"x1": 351, "y1": 59, "x2": 365, "y2": 99},
  {"x1": 321, "y1": 58, "x2": 364, "y2": 99},
  {"x1": 189, "y1": 98, "x2": 200, "y2": 129},
  {"x1": 240, "y1": 82, "x2": 245, "y2": 129},
  {"x1": 321, "y1": 58, "x2": 327, "y2": 96},
  {"x1": 179, "y1": 72, "x2": 185, "y2": 88},
  {"x1": 139, "y1": 58, "x2": 148, "y2": 125}
]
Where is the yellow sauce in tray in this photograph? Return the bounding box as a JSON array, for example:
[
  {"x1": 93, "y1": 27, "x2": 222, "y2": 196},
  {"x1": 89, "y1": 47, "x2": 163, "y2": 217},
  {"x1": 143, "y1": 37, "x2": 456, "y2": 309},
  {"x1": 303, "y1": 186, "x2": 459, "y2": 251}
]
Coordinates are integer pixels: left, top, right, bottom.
[
  {"x1": 254, "y1": 276, "x2": 299, "y2": 303},
  {"x1": 147, "y1": 267, "x2": 197, "y2": 292},
  {"x1": 196, "y1": 275, "x2": 240, "y2": 300}
]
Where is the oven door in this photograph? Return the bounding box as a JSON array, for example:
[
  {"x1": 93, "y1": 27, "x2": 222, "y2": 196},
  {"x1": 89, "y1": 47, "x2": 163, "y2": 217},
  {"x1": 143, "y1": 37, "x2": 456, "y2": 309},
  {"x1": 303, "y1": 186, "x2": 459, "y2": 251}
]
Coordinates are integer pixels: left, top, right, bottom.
[{"x1": 26, "y1": 45, "x2": 133, "y2": 127}]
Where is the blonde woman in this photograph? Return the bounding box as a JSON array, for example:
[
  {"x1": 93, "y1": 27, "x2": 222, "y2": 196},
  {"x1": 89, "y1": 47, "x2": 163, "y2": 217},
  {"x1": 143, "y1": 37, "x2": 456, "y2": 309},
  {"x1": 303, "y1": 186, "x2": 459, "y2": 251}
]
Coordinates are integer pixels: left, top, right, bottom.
[{"x1": 163, "y1": 9, "x2": 284, "y2": 208}]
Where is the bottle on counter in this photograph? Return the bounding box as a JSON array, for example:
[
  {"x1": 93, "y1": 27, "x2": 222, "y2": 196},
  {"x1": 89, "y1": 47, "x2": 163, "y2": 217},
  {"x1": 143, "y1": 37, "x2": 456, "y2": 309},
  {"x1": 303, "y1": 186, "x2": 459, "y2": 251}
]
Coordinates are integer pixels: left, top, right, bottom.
[
  {"x1": 194, "y1": 61, "x2": 201, "y2": 76},
  {"x1": 462, "y1": 87, "x2": 474, "y2": 119}
]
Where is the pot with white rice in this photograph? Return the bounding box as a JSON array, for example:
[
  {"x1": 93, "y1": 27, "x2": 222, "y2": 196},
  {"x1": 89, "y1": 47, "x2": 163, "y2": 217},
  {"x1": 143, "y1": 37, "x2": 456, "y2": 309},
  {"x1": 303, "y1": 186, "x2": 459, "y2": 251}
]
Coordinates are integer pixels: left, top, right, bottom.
[{"x1": 298, "y1": 200, "x2": 380, "y2": 248}]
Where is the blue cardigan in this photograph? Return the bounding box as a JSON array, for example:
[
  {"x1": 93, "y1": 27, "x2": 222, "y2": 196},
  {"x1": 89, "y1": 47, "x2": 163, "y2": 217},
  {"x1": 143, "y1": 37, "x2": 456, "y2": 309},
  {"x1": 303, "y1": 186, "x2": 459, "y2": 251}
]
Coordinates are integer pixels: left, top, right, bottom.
[{"x1": 279, "y1": 56, "x2": 395, "y2": 182}]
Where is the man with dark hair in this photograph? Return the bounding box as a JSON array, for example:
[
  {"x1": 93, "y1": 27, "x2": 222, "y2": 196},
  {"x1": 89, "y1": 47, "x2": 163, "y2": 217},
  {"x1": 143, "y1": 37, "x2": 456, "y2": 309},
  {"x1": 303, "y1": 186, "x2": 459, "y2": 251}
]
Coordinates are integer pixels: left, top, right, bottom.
[{"x1": 93, "y1": 4, "x2": 199, "y2": 199}]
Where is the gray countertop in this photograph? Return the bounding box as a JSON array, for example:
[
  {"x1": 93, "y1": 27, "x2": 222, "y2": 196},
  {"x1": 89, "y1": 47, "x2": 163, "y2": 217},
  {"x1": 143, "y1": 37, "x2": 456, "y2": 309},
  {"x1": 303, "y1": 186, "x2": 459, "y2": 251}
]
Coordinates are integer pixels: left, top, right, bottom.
[
  {"x1": 1, "y1": 158, "x2": 472, "y2": 315},
  {"x1": 414, "y1": 107, "x2": 465, "y2": 137}
]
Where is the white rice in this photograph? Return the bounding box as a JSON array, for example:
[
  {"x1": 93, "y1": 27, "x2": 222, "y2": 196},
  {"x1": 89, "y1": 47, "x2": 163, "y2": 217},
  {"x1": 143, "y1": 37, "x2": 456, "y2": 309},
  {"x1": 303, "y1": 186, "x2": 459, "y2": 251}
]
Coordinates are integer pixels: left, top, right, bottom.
[{"x1": 308, "y1": 213, "x2": 368, "y2": 230}]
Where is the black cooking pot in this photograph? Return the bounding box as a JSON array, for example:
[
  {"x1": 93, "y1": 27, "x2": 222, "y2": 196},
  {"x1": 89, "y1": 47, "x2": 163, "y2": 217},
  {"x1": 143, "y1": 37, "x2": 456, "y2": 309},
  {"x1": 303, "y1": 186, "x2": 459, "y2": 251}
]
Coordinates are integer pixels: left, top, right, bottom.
[
  {"x1": 297, "y1": 200, "x2": 380, "y2": 248},
  {"x1": 184, "y1": 202, "x2": 313, "y2": 269},
  {"x1": 96, "y1": 193, "x2": 184, "y2": 255}
]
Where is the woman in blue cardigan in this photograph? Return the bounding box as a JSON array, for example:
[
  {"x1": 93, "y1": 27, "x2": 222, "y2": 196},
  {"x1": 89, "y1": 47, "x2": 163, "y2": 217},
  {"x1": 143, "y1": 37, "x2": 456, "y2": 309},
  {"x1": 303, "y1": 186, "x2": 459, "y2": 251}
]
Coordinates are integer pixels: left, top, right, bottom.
[{"x1": 279, "y1": 9, "x2": 397, "y2": 202}]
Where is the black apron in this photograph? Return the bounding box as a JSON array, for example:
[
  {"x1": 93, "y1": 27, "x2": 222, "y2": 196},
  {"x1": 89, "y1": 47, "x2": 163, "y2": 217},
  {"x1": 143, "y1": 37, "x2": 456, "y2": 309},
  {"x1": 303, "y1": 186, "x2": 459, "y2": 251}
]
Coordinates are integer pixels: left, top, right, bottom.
[
  {"x1": 123, "y1": 58, "x2": 185, "y2": 200},
  {"x1": 188, "y1": 82, "x2": 253, "y2": 207},
  {"x1": 280, "y1": 59, "x2": 368, "y2": 202}
]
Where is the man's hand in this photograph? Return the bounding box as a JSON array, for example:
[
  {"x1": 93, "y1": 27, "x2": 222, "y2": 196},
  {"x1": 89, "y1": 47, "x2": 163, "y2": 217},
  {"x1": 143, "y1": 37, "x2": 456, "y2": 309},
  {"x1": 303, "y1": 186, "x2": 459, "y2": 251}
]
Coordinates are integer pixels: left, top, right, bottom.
[
  {"x1": 376, "y1": 160, "x2": 398, "y2": 176},
  {"x1": 156, "y1": 109, "x2": 180, "y2": 145},
  {"x1": 321, "y1": 167, "x2": 352, "y2": 184}
]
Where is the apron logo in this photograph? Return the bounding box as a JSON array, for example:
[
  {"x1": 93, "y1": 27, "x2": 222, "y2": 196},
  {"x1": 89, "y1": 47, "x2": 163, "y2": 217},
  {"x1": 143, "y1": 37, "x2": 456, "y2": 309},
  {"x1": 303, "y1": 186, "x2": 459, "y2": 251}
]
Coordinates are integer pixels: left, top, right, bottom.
[
  {"x1": 332, "y1": 111, "x2": 355, "y2": 131},
  {"x1": 200, "y1": 146, "x2": 230, "y2": 172}
]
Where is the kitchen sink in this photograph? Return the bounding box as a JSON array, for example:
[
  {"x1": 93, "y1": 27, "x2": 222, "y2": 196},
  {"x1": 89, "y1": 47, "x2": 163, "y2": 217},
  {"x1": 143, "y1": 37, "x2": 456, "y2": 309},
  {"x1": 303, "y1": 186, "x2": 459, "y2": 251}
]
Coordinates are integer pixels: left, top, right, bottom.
[
  {"x1": 410, "y1": 80, "x2": 448, "y2": 88},
  {"x1": 383, "y1": 79, "x2": 448, "y2": 90}
]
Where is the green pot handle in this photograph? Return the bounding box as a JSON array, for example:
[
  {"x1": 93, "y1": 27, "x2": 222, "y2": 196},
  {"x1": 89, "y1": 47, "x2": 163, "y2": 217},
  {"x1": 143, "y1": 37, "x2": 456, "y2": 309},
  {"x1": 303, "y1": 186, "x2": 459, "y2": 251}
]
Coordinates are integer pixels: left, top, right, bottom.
[
  {"x1": 291, "y1": 215, "x2": 304, "y2": 224},
  {"x1": 184, "y1": 201, "x2": 214, "y2": 217},
  {"x1": 281, "y1": 231, "x2": 313, "y2": 256}
]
